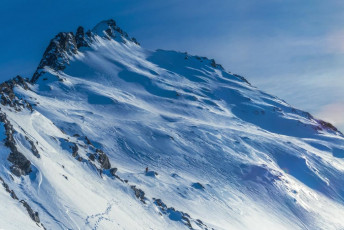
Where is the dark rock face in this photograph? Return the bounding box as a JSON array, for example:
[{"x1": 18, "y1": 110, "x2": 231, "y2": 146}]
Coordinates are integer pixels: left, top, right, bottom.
[
  {"x1": 0, "y1": 113, "x2": 32, "y2": 177},
  {"x1": 72, "y1": 143, "x2": 79, "y2": 157},
  {"x1": 130, "y1": 185, "x2": 145, "y2": 203},
  {"x1": 318, "y1": 119, "x2": 341, "y2": 133},
  {"x1": 97, "y1": 19, "x2": 140, "y2": 45},
  {"x1": 21, "y1": 200, "x2": 40, "y2": 223},
  {"x1": 71, "y1": 143, "x2": 85, "y2": 162},
  {"x1": 153, "y1": 199, "x2": 192, "y2": 229},
  {"x1": 88, "y1": 153, "x2": 95, "y2": 161},
  {"x1": 75, "y1": 26, "x2": 89, "y2": 48},
  {"x1": 210, "y1": 59, "x2": 223, "y2": 69},
  {"x1": 153, "y1": 198, "x2": 212, "y2": 230},
  {"x1": 96, "y1": 149, "x2": 111, "y2": 169},
  {"x1": 31, "y1": 32, "x2": 78, "y2": 82},
  {"x1": 8, "y1": 153, "x2": 32, "y2": 177},
  {"x1": 60, "y1": 134, "x2": 115, "y2": 176},
  {"x1": 31, "y1": 19, "x2": 140, "y2": 83},
  {"x1": 0, "y1": 76, "x2": 32, "y2": 112},
  {"x1": 106, "y1": 19, "x2": 116, "y2": 28},
  {"x1": 131, "y1": 37, "x2": 139, "y2": 45},
  {"x1": 25, "y1": 137, "x2": 40, "y2": 158}
]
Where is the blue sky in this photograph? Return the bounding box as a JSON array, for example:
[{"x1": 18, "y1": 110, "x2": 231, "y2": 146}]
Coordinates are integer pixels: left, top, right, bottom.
[{"x1": 1, "y1": 0, "x2": 344, "y2": 131}]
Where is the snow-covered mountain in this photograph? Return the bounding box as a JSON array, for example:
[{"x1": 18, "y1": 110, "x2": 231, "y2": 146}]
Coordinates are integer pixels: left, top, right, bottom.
[{"x1": 1, "y1": 19, "x2": 344, "y2": 230}]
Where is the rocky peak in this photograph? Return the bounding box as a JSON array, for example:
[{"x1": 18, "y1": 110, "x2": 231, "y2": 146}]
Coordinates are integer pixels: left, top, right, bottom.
[
  {"x1": 75, "y1": 26, "x2": 89, "y2": 49},
  {"x1": 31, "y1": 32, "x2": 78, "y2": 82},
  {"x1": 31, "y1": 19, "x2": 139, "y2": 83},
  {"x1": 91, "y1": 19, "x2": 140, "y2": 45}
]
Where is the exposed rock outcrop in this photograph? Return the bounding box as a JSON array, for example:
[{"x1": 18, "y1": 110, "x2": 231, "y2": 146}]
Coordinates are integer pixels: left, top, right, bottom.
[
  {"x1": 21, "y1": 200, "x2": 40, "y2": 223},
  {"x1": 317, "y1": 119, "x2": 341, "y2": 133},
  {"x1": 96, "y1": 149, "x2": 111, "y2": 169},
  {"x1": 0, "y1": 177, "x2": 18, "y2": 200},
  {"x1": 31, "y1": 32, "x2": 78, "y2": 82},
  {"x1": 93, "y1": 19, "x2": 140, "y2": 45},
  {"x1": 0, "y1": 113, "x2": 32, "y2": 177},
  {"x1": 130, "y1": 185, "x2": 145, "y2": 203},
  {"x1": 0, "y1": 76, "x2": 33, "y2": 111},
  {"x1": 1, "y1": 177, "x2": 45, "y2": 228},
  {"x1": 71, "y1": 143, "x2": 79, "y2": 157},
  {"x1": 75, "y1": 26, "x2": 89, "y2": 48},
  {"x1": 25, "y1": 136, "x2": 40, "y2": 158},
  {"x1": 153, "y1": 198, "x2": 212, "y2": 230}
]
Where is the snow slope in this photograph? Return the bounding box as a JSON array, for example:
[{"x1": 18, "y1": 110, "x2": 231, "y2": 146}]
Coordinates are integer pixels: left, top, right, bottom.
[{"x1": 1, "y1": 19, "x2": 344, "y2": 229}]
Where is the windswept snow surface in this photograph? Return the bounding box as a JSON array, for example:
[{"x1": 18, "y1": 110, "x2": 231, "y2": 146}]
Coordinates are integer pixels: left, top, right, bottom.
[{"x1": 1, "y1": 20, "x2": 344, "y2": 229}]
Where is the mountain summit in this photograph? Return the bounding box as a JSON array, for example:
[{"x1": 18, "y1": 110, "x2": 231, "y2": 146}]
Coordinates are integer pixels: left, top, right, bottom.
[
  {"x1": 1, "y1": 19, "x2": 344, "y2": 230},
  {"x1": 31, "y1": 19, "x2": 139, "y2": 83}
]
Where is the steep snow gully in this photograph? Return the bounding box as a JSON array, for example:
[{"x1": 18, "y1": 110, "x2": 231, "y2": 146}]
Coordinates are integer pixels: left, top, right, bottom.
[{"x1": 0, "y1": 19, "x2": 344, "y2": 229}]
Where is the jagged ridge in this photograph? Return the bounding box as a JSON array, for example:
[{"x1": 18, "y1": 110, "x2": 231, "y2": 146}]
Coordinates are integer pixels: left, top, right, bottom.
[{"x1": 31, "y1": 19, "x2": 139, "y2": 83}]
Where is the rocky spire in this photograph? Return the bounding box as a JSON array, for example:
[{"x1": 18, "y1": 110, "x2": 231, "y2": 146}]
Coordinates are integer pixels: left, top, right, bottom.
[
  {"x1": 75, "y1": 26, "x2": 89, "y2": 48},
  {"x1": 31, "y1": 32, "x2": 78, "y2": 83}
]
